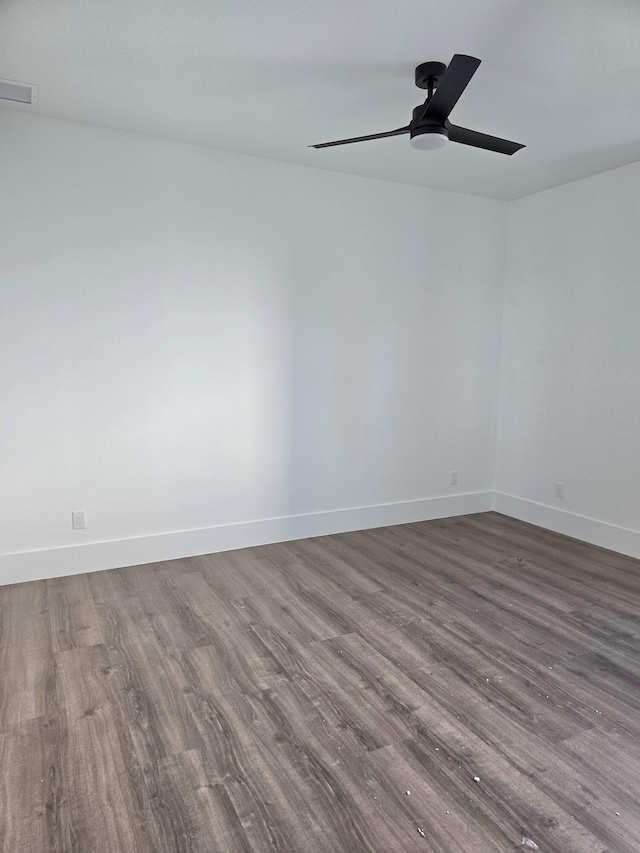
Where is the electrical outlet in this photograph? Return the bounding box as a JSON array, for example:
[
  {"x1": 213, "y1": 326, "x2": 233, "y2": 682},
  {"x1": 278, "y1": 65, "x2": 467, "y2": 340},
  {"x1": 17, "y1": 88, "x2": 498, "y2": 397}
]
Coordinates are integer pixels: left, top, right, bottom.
[
  {"x1": 555, "y1": 482, "x2": 565, "y2": 499},
  {"x1": 72, "y1": 510, "x2": 86, "y2": 530},
  {"x1": 450, "y1": 471, "x2": 458, "y2": 486}
]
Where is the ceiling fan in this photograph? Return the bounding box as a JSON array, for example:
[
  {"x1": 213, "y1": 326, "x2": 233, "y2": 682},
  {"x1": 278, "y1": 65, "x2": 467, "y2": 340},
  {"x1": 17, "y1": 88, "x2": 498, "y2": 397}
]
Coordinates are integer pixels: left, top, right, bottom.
[{"x1": 310, "y1": 54, "x2": 524, "y2": 155}]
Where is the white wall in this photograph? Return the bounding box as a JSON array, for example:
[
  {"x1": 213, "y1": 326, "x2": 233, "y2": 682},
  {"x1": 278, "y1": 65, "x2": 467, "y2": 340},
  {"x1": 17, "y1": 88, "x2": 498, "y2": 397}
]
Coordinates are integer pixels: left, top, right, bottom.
[
  {"x1": 0, "y1": 110, "x2": 506, "y2": 580},
  {"x1": 495, "y1": 162, "x2": 640, "y2": 554}
]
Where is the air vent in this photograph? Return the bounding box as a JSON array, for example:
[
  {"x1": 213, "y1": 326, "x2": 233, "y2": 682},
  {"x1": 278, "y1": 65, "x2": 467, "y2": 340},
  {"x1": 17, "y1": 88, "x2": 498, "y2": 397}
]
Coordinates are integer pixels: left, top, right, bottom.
[{"x1": 0, "y1": 79, "x2": 39, "y2": 105}]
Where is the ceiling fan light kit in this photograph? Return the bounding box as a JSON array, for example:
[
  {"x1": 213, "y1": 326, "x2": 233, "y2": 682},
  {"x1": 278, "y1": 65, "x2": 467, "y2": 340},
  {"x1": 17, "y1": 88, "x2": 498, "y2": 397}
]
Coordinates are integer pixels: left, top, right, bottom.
[
  {"x1": 410, "y1": 63, "x2": 449, "y2": 149},
  {"x1": 311, "y1": 54, "x2": 524, "y2": 156},
  {"x1": 410, "y1": 127, "x2": 449, "y2": 150}
]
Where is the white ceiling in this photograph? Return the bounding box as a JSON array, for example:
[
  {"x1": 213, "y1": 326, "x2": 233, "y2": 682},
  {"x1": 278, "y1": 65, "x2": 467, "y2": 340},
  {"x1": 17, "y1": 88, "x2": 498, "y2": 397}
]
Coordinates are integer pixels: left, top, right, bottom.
[{"x1": 1, "y1": 0, "x2": 640, "y2": 200}]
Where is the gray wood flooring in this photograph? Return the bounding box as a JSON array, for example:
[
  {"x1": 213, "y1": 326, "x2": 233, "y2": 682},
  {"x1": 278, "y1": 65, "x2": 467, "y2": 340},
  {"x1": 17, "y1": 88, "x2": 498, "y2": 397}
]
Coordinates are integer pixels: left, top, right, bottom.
[{"x1": 2, "y1": 511, "x2": 640, "y2": 851}]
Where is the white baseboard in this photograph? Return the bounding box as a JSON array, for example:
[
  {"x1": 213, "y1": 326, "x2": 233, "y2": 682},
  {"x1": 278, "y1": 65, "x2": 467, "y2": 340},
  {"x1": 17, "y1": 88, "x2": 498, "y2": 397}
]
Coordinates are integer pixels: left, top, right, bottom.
[
  {"x1": 493, "y1": 492, "x2": 640, "y2": 560},
  {"x1": 0, "y1": 491, "x2": 493, "y2": 586},
  {"x1": 6, "y1": 490, "x2": 636, "y2": 588}
]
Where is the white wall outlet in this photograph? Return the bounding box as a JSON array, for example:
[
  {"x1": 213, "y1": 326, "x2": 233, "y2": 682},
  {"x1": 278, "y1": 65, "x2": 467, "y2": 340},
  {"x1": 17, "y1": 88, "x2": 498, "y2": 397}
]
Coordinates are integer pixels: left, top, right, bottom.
[
  {"x1": 555, "y1": 482, "x2": 565, "y2": 499},
  {"x1": 72, "y1": 510, "x2": 86, "y2": 530},
  {"x1": 450, "y1": 471, "x2": 458, "y2": 486}
]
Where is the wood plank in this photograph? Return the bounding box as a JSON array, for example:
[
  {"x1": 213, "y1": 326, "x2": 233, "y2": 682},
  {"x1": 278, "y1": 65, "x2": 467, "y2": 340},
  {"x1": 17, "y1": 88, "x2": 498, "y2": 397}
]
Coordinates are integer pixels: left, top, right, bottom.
[
  {"x1": 99, "y1": 603, "x2": 202, "y2": 761},
  {"x1": 0, "y1": 714, "x2": 66, "y2": 852},
  {"x1": 54, "y1": 644, "x2": 154, "y2": 852},
  {"x1": 47, "y1": 574, "x2": 104, "y2": 652},
  {"x1": 0, "y1": 606, "x2": 52, "y2": 727},
  {"x1": 157, "y1": 750, "x2": 253, "y2": 853}
]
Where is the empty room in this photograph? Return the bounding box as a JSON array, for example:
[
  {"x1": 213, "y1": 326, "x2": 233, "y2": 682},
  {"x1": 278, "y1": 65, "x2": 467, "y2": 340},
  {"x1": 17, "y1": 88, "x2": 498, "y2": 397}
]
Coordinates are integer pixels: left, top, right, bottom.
[{"x1": 1, "y1": 1, "x2": 640, "y2": 851}]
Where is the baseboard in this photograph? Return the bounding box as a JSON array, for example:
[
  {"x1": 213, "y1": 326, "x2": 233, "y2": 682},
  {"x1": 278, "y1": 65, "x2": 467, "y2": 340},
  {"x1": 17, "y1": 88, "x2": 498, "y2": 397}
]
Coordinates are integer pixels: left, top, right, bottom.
[
  {"x1": 493, "y1": 492, "x2": 640, "y2": 560},
  {"x1": 0, "y1": 491, "x2": 493, "y2": 586},
  {"x1": 4, "y1": 490, "x2": 638, "y2": 587}
]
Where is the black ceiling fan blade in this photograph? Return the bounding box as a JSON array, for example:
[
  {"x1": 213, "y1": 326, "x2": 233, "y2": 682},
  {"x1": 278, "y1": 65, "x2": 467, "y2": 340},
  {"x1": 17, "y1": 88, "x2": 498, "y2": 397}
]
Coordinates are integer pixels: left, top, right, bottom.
[
  {"x1": 421, "y1": 54, "x2": 481, "y2": 121},
  {"x1": 309, "y1": 126, "x2": 410, "y2": 149},
  {"x1": 448, "y1": 124, "x2": 525, "y2": 155}
]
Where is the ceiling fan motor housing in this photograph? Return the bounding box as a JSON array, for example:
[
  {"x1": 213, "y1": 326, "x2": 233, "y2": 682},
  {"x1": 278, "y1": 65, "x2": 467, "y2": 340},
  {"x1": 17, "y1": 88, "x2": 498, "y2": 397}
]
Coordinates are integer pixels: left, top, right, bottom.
[{"x1": 410, "y1": 105, "x2": 448, "y2": 146}]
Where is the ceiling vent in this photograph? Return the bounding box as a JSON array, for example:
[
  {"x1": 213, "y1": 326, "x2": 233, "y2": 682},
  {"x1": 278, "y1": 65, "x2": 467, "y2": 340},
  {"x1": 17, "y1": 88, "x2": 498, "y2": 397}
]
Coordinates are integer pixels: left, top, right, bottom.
[{"x1": 0, "y1": 79, "x2": 39, "y2": 105}]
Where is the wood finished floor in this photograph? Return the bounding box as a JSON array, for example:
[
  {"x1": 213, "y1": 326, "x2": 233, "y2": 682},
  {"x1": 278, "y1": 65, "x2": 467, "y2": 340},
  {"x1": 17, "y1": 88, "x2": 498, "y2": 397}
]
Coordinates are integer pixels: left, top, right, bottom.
[{"x1": 2, "y1": 512, "x2": 640, "y2": 852}]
